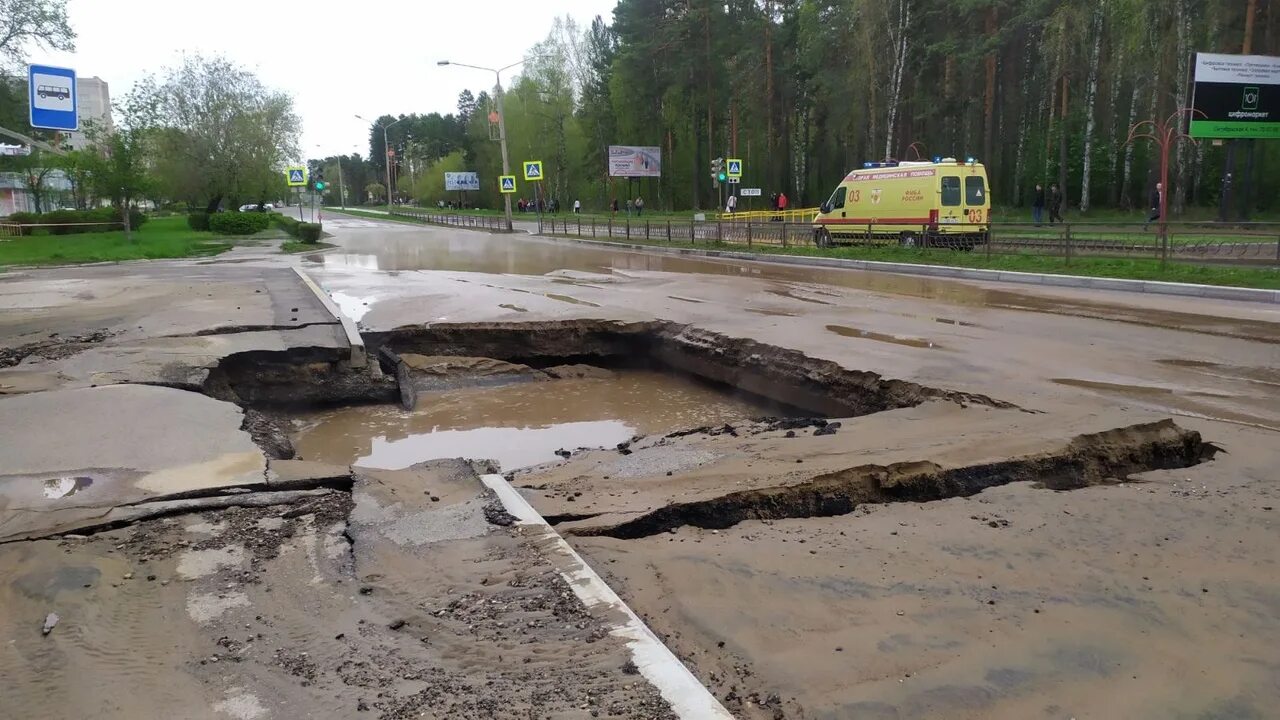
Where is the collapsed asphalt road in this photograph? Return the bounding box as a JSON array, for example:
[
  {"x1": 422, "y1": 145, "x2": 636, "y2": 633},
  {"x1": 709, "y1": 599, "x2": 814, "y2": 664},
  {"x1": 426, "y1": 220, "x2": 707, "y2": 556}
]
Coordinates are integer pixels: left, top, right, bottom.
[{"x1": 1, "y1": 211, "x2": 1278, "y2": 719}]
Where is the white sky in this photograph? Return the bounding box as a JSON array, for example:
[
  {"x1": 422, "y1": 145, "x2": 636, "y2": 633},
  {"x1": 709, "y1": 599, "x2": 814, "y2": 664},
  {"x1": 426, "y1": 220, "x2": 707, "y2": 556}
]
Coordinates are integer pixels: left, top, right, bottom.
[{"x1": 38, "y1": 0, "x2": 616, "y2": 160}]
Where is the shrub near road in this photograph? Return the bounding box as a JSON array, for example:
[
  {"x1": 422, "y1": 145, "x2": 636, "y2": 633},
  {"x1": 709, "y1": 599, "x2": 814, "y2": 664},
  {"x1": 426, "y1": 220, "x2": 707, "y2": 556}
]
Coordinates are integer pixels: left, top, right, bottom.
[{"x1": 208, "y1": 211, "x2": 271, "y2": 235}]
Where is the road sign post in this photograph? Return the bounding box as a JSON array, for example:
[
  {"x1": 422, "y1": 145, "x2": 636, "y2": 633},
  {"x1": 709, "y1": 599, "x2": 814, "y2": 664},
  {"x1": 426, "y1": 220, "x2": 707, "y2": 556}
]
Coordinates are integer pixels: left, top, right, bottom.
[
  {"x1": 28, "y1": 65, "x2": 78, "y2": 132},
  {"x1": 726, "y1": 158, "x2": 743, "y2": 179},
  {"x1": 499, "y1": 175, "x2": 516, "y2": 194}
]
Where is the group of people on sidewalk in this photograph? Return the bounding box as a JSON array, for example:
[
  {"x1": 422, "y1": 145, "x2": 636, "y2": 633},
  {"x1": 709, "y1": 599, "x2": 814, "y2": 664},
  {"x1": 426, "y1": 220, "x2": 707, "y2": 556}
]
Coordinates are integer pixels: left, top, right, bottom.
[
  {"x1": 724, "y1": 191, "x2": 788, "y2": 215},
  {"x1": 1032, "y1": 182, "x2": 1163, "y2": 228}
]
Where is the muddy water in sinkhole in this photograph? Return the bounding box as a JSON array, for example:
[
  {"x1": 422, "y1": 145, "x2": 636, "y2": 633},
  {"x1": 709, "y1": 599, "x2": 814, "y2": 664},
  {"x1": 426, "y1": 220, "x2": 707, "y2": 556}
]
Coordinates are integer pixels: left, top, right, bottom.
[{"x1": 291, "y1": 370, "x2": 775, "y2": 472}]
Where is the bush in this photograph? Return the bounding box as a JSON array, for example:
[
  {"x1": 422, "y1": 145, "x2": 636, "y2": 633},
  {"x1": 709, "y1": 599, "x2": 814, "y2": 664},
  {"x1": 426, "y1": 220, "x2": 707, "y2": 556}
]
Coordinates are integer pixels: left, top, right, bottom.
[
  {"x1": 187, "y1": 212, "x2": 210, "y2": 231},
  {"x1": 208, "y1": 211, "x2": 271, "y2": 236},
  {"x1": 298, "y1": 222, "x2": 323, "y2": 243},
  {"x1": 7, "y1": 208, "x2": 127, "y2": 235}
]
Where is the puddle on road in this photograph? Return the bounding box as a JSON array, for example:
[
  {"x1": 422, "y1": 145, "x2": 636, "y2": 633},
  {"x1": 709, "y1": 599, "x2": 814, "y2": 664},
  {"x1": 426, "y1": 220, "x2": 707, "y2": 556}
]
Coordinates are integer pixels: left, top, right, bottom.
[
  {"x1": 744, "y1": 308, "x2": 797, "y2": 317},
  {"x1": 1052, "y1": 377, "x2": 1233, "y2": 399},
  {"x1": 330, "y1": 291, "x2": 375, "y2": 322},
  {"x1": 292, "y1": 370, "x2": 770, "y2": 472},
  {"x1": 826, "y1": 324, "x2": 941, "y2": 349},
  {"x1": 498, "y1": 303, "x2": 529, "y2": 313},
  {"x1": 544, "y1": 293, "x2": 600, "y2": 307},
  {"x1": 42, "y1": 476, "x2": 93, "y2": 499}
]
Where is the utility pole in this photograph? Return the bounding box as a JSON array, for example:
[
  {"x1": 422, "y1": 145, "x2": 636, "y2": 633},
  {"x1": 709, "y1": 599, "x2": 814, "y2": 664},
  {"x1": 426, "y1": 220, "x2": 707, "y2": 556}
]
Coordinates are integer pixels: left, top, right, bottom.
[
  {"x1": 437, "y1": 57, "x2": 548, "y2": 232},
  {"x1": 355, "y1": 114, "x2": 404, "y2": 209}
]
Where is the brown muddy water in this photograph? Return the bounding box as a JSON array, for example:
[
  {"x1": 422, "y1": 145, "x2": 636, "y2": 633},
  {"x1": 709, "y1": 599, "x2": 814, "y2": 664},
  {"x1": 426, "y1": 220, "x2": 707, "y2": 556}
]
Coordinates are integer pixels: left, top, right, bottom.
[{"x1": 292, "y1": 370, "x2": 772, "y2": 472}]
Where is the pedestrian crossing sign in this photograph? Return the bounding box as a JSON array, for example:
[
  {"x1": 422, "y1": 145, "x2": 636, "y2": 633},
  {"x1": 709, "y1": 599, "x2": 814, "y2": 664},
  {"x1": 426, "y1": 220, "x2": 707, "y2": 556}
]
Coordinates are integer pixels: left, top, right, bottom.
[
  {"x1": 726, "y1": 159, "x2": 742, "y2": 178},
  {"x1": 499, "y1": 175, "x2": 517, "y2": 193},
  {"x1": 285, "y1": 166, "x2": 307, "y2": 186},
  {"x1": 523, "y1": 161, "x2": 543, "y2": 181}
]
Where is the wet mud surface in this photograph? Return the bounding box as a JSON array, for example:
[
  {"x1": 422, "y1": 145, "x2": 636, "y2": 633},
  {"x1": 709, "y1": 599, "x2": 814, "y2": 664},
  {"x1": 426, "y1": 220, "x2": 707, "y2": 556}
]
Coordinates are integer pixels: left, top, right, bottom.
[{"x1": 0, "y1": 463, "x2": 675, "y2": 720}]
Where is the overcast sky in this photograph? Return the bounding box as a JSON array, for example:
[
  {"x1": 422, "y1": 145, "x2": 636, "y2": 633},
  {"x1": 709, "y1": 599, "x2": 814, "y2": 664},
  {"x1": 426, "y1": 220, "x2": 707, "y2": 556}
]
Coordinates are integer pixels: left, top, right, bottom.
[{"x1": 39, "y1": 0, "x2": 616, "y2": 160}]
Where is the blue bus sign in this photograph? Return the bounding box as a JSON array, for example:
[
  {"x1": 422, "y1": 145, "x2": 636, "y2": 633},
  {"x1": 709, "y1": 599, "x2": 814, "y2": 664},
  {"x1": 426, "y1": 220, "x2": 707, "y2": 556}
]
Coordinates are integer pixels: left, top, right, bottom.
[{"x1": 28, "y1": 64, "x2": 78, "y2": 132}]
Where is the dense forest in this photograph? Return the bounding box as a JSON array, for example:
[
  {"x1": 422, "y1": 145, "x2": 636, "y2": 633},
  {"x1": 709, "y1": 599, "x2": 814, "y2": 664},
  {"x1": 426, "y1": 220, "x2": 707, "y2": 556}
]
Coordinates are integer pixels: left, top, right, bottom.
[{"x1": 329, "y1": 0, "x2": 1279, "y2": 217}]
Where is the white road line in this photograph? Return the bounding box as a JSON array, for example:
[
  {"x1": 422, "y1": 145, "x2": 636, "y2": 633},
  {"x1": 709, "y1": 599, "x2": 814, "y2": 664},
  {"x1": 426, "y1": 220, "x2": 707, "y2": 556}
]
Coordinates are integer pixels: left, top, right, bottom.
[{"x1": 480, "y1": 473, "x2": 734, "y2": 719}]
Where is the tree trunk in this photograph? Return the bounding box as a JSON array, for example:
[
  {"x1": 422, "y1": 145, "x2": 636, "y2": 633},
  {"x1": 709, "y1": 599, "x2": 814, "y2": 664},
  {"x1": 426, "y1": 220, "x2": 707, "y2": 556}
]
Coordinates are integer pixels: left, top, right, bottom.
[
  {"x1": 1119, "y1": 79, "x2": 1140, "y2": 208},
  {"x1": 1172, "y1": 0, "x2": 1191, "y2": 215},
  {"x1": 1058, "y1": 73, "x2": 1068, "y2": 208},
  {"x1": 884, "y1": 0, "x2": 911, "y2": 160},
  {"x1": 1080, "y1": 1, "x2": 1104, "y2": 213},
  {"x1": 983, "y1": 5, "x2": 997, "y2": 168}
]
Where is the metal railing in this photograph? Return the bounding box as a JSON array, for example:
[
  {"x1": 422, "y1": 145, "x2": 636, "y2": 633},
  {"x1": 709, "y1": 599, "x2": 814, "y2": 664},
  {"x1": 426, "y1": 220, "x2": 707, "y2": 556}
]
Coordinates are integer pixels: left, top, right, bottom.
[
  {"x1": 0, "y1": 223, "x2": 21, "y2": 238},
  {"x1": 389, "y1": 207, "x2": 512, "y2": 232},
  {"x1": 715, "y1": 207, "x2": 820, "y2": 223},
  {"x1": 529, "y1": 216, "x2": 1280, "y2": 267}
]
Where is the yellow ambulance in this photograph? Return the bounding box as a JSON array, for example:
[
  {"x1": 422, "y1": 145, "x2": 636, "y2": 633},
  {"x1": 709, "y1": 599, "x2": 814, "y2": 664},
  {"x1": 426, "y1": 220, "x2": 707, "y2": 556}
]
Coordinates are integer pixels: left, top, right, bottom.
[{"x1": 813, "y1": 158, "x2": 990, "y2": 249}]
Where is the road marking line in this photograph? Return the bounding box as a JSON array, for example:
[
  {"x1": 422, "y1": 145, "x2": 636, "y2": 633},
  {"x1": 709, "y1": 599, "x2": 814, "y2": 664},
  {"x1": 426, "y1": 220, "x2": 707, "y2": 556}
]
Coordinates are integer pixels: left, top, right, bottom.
[{"x1": 480, "y1": 473, "x2": 734, "y2": 719}]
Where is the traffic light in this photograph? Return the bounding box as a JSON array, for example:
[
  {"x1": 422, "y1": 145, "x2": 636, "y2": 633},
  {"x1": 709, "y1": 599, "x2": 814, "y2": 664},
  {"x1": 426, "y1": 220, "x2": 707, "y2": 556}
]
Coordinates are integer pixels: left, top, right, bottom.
[
  {"x1": 711, "y1": 157, "x2": 724, "y2": 186},
  {"x1": 314, "y1": 167, "x2": 326, "y2": 192},
  {"x1": 315, "y1": 181, "x2": 327, "y2": 191}
]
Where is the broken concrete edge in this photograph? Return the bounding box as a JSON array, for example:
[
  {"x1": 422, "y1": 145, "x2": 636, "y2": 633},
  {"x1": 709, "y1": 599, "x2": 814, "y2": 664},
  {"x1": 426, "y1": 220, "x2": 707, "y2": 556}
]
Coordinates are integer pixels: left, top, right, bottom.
[
  {"x1": 291, "y1": 266, "x2": 367, "y2": 368},
  {"x1": 478, "y1": 473, "x2": 735, "y2": 720},
  {"x1": 535, "y1": 234, "x2": 1280, "y2": 305}
]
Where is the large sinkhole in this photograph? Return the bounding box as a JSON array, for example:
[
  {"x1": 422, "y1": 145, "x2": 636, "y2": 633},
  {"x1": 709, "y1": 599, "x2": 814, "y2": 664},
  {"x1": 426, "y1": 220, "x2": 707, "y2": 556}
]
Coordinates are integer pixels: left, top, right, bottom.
[{"x1": 206, "y1": 319, "x2": 1012, "y2": 471}]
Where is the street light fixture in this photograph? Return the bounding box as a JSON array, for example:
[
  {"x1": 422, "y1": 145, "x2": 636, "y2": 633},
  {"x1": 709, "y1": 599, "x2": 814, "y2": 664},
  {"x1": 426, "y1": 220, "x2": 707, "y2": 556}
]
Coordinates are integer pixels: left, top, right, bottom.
[
  {"x1": 356, "y1": 113, "x2": 405, "y2": 208},
  {"x1": 436, "y1": 57, "x2": 543, "y2": 232}
]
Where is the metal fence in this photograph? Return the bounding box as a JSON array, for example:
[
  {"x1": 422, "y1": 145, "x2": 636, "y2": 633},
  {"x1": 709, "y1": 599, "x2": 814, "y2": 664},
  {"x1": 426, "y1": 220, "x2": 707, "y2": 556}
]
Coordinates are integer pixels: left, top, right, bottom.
[
  {"x1": 532, "y1": 215, "x2": 1280, "y2": 267},
  {"x1": 390, "y1": 207, "x2": 511, "y2": 232}
]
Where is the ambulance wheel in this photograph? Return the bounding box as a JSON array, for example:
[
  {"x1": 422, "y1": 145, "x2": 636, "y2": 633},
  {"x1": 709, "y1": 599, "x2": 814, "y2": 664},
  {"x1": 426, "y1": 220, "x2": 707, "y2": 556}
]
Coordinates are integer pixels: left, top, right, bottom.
[
  {"x1": 815, "y1": 228, "x2": 832, "y2": 248},
  {"x1": 898, "y1": 231, "x2": 918, "y2": 248}
]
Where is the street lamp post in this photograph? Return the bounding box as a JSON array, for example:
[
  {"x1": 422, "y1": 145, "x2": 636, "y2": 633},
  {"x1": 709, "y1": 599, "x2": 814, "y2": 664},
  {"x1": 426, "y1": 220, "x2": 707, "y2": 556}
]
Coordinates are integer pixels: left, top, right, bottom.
[
  {"x1": 356, "y1": 114, "x2": 405, "y2": 209},
  {"x1": 437, "y1": 58, "x2": 534, "y2": 233}
]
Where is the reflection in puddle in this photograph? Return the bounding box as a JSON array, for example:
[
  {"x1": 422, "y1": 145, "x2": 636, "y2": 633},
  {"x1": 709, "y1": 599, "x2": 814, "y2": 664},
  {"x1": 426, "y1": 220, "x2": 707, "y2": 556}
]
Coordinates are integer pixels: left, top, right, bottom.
[
  {"x1": 330, "y1": 291, "x2": 374, "y2": 322},
  {"x1": 498, "y1": 304, "x2": 529, "y2": 313},
  {"x1": 544, "y1": 293, "x2": 600, "y2": 307},
  {"x1": 765, "y1": 288, "x2": 833, "y2": 305},
  {"x1": 292, "y1": 371, "x2": 768, "y2": 472},
  {"x1": 42, "y1": 476, "x2": 93, "y2": 499},
  {"x1": 826, "y1": 324, "x2": 940, "y2": 349}
]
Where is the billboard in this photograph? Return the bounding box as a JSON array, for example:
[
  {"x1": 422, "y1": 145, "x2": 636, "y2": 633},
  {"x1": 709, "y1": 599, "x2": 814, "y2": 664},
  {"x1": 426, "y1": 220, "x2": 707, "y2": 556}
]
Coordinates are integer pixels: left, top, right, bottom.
[
  {"x1": 444, "y1": 172, "x2": 480, "y2": 191},
  {"x1": 608, "y1": 145, "x2": 661, "y2": 178},
  {"x1": 1190, "y1": 53, "x2": 1280, "y2": 139}
]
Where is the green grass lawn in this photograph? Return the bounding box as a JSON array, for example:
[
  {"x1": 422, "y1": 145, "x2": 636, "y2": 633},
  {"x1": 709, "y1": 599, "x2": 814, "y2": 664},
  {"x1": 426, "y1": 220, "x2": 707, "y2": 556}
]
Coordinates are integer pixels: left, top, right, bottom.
[
  {"x1": 0, "y1": 216, "x2": 232, "y2": 267},
  {"x1": 281, "y1": 240, "x2": 336, "y2": 253}
]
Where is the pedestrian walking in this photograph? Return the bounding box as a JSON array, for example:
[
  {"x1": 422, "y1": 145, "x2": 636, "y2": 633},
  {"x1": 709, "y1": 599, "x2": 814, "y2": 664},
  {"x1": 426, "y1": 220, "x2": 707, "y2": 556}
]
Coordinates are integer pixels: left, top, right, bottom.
[
  {"x1": 611, "y1": 198, "x2": 619, "y2": 216},
  {"x1": 1048, "y1": 184, "x2": 1063, "y2": 224},
  {"x1": 635, "y1": 197, "x2": 644, "y2": 216},
  {"x1": 1144, "y1": 182, "x2": 1163, "y2": 230},
  {"x1": 625, "y1": 198, "x2": 633, "y2": 215},
  {"x1": 1032, "y1": 184, "x2": 1045, "y2": 226},
  {"x1": 573, "y1": 199, "x2": 581, "y2": 214},
  {"x1": 726, "y1": 194, "x2": 737, "y2": 214}
]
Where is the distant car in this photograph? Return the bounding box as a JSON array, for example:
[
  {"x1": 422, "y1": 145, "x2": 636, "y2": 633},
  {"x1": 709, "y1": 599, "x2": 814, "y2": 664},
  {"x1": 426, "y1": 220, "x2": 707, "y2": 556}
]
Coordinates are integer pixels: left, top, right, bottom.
[{"x1": 238, "y1": 203, "x2": 274, "y2": 212}]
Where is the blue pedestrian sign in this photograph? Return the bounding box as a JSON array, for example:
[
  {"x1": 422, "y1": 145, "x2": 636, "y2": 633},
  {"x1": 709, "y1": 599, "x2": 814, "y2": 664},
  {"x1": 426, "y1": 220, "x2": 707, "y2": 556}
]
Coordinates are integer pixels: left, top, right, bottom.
[
  {"x1": 726, "y1": 159, "x2": 742, "y2": 178},
  {"x1": 285, "y1": 166, "x2": 307, "y2": 187},
  {"x1": 28, "y1": 64, "x2": 78, "y2": 131},
  {"x1": 523, "y1": 160, "x2": 543, "y2": 181},
  {"x1": 499, "y1": 175, "x2": 517, "y2": 193}
]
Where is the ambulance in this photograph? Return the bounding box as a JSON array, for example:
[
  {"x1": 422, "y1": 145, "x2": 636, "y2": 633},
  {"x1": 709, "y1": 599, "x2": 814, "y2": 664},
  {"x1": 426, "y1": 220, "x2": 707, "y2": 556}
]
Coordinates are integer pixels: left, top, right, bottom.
[{"x1": 813, "y1": 158, "x2": 990, "y2": 249}]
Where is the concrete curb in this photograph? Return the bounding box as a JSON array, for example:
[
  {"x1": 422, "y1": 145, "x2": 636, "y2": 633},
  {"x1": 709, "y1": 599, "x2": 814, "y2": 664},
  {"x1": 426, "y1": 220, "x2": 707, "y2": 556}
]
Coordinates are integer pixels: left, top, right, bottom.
[
  {"x1": 480, "y1": 473, "x2": 734, "y2": 720},
  {"x1": 537, "y1": 235, "x2": 1280, "y2": 305},
  {"x1": 291, "y1": 267, "x2": 367, "y2": 368}
]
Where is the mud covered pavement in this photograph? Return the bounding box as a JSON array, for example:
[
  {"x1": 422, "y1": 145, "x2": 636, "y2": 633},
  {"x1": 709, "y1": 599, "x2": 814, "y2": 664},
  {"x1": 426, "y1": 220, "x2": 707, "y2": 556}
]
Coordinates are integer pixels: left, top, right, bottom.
[
  {"x1": 0, "y1": 458, "x2": 676, "y2": 719},
  {"x1": 2, "y1": 212, "x2": 1279, "y2": 719}
]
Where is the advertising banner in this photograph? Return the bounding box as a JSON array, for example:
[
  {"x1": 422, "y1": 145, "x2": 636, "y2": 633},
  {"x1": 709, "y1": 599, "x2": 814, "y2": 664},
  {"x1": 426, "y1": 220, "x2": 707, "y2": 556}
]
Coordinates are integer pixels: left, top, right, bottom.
[
  {"x1": 444, "y1": 172, "x2": 481, "y2": 191},
  {"x1": 1190, "y1": 53, "x2": 1280, "y2": 139},
  {"x1": 608, "y1": 145, "x2": 661, "y2": 178}
]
